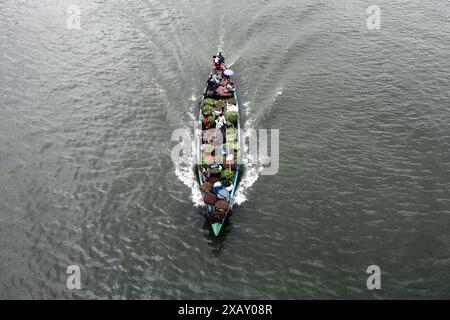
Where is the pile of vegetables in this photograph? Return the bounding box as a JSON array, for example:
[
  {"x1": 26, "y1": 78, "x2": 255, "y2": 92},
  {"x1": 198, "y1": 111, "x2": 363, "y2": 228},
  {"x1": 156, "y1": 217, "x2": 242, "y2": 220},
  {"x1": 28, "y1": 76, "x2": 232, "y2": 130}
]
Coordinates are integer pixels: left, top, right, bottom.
[
  {"x1": 226, "y1": 129, "x2": 237, "y2": 144},
  {"x1": 202, "y1": 104, "x2": 213, "y2": 116},
  {"x1": 201, "y1": 105, "x2": 216, "y2": 126},
  {"x1": 215, "y1": 99, "x2": 225, "y2": 110},
  {"x1": 220, "y1": 168, "x2": 235, "y2": 183},
  {"x1": 203, "y1": 98, "x2": 225, "y2": 113},
  {"x1": 202, "y1": 98, "x2": 237, "y2": 128},
  {"x1": 225, "y1": 111, "x2": 239, "y2": 128}
]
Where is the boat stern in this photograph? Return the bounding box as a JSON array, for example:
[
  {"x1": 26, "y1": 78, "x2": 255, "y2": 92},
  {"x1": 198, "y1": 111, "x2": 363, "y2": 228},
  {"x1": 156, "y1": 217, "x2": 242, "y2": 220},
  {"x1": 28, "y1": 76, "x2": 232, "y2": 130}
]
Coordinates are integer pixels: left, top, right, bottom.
[{"x1": 211, "y1": 223, "x2": 223, "y2": 237}]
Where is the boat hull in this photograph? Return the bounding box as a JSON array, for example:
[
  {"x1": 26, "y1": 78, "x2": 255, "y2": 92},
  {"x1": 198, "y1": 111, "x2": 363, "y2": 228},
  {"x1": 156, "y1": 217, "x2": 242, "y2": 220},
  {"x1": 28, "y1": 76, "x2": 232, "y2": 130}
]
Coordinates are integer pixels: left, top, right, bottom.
[{"x1": 197, "y1": 75, "x2": 240, "y2": 236}]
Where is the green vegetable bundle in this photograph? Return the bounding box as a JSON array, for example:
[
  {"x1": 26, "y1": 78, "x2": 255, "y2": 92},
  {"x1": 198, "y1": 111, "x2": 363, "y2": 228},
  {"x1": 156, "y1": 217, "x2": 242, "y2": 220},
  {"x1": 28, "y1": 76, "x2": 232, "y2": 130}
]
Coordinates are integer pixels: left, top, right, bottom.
[
  {"x1": 220, "y1": 168, "x2": 235, "y2": 182},
  {"x1": 202, "y1": 104, "x2": 213, "y2": 116},
  {"x1": 225, "y1": 111, "x2": 239, "y2": 127},
  {"x1": 215, "y1": 99, "x2": 225, "y2": 109},
  {"x1": 202, "y1": 98, "x2": 226, "y2": 111},
  {"x1": 226, "y1": 133, "x2": 237, "y2": 143},
  {"x1": 201, "y1": 112, "x2": 216, "y2": 126}
]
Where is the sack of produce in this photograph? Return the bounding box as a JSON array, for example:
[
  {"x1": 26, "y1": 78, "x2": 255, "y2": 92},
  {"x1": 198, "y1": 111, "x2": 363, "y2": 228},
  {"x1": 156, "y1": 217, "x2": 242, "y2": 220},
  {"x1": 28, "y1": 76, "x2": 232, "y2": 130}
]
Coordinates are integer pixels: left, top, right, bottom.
[
  {"x1": 215, "y1": 200, "x2": 229, "y2": 212},
  {"x1": 203, "y1": 193, "x2": 218, "y2": 205},
  {"x1": 208, "y1": 176, "x2": 220, "y2": 184},
  {"x1": 216, "y1": 188, "x2": 230, "y2": 202},
  {"x1": 227, "y1": 97, "x2": 237, "y2": 105},
  {"x1": 200, "y1": 182, "x2": 213, "y2": 193},
  {"x1": 209, "y1": 211, "x2": 225, "y2": 223},
  {"x1": 225, "y1": 111, "x2": 239, "y2": 127}
]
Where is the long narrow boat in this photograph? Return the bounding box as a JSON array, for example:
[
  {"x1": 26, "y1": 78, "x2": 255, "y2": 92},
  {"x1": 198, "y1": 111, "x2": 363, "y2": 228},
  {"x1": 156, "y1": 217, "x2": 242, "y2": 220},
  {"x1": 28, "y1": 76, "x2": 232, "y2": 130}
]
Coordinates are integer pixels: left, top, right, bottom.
[{"x1": 196, "y1": 61, "x2": 241, "y2": 236}]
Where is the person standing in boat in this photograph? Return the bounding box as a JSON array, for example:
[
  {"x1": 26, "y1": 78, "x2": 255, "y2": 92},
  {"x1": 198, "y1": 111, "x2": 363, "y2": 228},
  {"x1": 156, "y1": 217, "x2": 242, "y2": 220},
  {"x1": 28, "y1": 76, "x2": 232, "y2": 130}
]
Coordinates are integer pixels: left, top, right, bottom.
[
  {"x1": 215, "y1": 113, "x2": 226, "y2": 130},
  {"x1": 213, "y1": 55, "x2": 221, "y2": 70},
  {"x1": 218, "y1": 52, "x2": 225, "y2": 67}
]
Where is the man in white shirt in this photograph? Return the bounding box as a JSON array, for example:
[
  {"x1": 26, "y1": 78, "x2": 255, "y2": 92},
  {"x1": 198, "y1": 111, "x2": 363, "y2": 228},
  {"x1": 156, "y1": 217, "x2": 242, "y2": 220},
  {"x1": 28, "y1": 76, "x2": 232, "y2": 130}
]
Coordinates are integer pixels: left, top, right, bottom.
[{"x1": 215, "y1": 114, "x2": 226, "y2": 129}]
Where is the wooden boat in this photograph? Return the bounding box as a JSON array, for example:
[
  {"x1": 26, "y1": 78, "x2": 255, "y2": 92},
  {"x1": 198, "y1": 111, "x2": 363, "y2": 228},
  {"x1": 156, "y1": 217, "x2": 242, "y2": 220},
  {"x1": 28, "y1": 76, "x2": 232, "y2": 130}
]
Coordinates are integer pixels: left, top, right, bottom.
[{"x1": 196, "y1": 62, "x2": 240, "y2": 236}]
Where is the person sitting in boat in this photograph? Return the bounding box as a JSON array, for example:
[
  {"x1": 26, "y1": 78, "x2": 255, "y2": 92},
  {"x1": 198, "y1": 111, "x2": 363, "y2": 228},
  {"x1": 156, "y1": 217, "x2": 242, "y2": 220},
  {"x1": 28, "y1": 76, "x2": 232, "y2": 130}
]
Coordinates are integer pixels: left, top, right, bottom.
[
  {"x1": 201, "y1": 113, "x2": 210, "y2": 129},
  {"x1": 201, "y1": 166, "x2": 212, "y2": 181},
  {"x1": 218, "y1": 52, "x2": 225, "y2": 66},
  {"x1": 207, "y1": 75, "x2": 219, "y2": 91},
  {"x1": 226, "y1": 82, "x2": 236, "y2": 92},
  {"x1": 206, "y1": 78, "x2": 213, "y2": 91},
  {"x1": 221, "y1": 77, "x2": 230, "y2": 86},
  {"x1": 217, "y1": 84, "x2": 229, "y2": 95}
]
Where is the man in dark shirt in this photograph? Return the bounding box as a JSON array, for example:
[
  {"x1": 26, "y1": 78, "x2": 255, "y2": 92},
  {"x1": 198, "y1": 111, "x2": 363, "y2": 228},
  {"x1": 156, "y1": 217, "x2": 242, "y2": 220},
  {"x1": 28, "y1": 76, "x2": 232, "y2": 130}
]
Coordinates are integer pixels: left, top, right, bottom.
[{"x1": 218, "y1": 52, "x2": 225, "y2": 66}]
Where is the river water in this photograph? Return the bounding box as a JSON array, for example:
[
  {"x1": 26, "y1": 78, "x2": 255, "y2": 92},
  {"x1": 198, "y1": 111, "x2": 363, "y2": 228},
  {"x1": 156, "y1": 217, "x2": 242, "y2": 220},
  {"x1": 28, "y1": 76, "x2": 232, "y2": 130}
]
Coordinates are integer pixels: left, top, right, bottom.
[{"x1": 0, "y1": 0, "x2": 449, "y2": 299}]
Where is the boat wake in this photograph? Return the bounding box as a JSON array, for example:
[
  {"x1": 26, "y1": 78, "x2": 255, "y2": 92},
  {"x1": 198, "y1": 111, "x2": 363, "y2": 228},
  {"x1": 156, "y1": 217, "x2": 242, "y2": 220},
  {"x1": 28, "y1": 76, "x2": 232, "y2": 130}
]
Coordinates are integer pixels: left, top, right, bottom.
[
  {"x1": 217, "y1": 14, "x2": 225, "y2": 54},
  {"x1": 233, "y1": 88, "x2": 283, "y2": 205},
  {"x1": 233, "y1": 128, "x2": 263, "y2": 205},
  {"x1": 175, "y1": 106, "x2": 205, "y2": 208},
  {"x1": 128, "y1": 1, "x2": 286, "y2": 209},
  {"x1": 174, "y1": 160, "x2": 204, "y2": 208},
  {"x1": 177, "y1": 84, "x2": 283, "y2": 208},
  {"x1": 176, "y1": 99, "x2": 261, "y2": 208}
]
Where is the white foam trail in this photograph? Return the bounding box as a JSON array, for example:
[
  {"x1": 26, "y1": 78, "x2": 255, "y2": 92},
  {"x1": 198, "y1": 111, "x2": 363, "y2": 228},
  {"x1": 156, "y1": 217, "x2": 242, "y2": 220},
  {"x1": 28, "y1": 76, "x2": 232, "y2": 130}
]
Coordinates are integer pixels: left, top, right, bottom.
[
  {"x1": 173, "y1": 130, "x2": 205, "y2": 208},
  {"x1": 177, "y1": 96, "x2": 205, "y2": 208},
  {"x1": 234, "y1": 119, "x2": 261, "y2": 205},
  {"x1": 233, "y1": 88, "x2": 283, "y2": 205},
  {"x1": 233, "y1": 102, "x2": 262, "y2": 205},
  {"x1": 174, "y1": 162, "x2": 204, "y2": 208},
  {"x1": 217, "y1": 14, "x2": 225, "y2": 53},
  {"x1": 234, "y1": 163, "x2": 263, "y2": 205}
]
